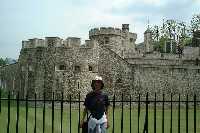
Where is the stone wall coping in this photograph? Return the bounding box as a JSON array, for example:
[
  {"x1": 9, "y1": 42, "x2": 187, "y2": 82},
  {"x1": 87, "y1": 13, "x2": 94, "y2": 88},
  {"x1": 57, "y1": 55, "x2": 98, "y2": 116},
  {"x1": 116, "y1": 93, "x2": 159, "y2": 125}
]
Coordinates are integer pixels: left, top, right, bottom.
[{"x1": 89, "y1": 27, "x2": 123, "y2": 37}]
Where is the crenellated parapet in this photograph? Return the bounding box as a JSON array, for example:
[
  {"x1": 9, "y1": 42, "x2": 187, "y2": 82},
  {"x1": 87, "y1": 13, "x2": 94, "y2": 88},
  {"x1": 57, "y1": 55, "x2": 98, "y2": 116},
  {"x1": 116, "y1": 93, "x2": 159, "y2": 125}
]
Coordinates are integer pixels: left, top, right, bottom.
[
  {"x1": 89, "y1": 27, "x2": 123, "y2": 37},
  {"x1": 22, "y1": 37, "x2": 83, "y2": 49},
  {"x1": 22, "y1": 38, "x2": 46, "y2": 49}
]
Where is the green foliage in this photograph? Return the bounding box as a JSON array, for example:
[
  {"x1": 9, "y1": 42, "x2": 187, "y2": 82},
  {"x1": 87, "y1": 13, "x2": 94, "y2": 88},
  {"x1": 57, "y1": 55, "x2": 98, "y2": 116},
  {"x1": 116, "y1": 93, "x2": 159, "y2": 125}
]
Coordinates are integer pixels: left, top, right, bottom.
[
  {"x1": 0, "y1": 58, "x2": 6, "y2": 66},
  {"x1": 182, "y1": 37, "x2": 192, "y2": 46},
  {"x1": 149, "y1": 15, "x2": 200, "y2": 51},
  {"x1": 191, "y1": 14, "x2": 200, "y2": 32},
  {"x1": 152, "y1": 36, "x2": 168, "y2": 53}
]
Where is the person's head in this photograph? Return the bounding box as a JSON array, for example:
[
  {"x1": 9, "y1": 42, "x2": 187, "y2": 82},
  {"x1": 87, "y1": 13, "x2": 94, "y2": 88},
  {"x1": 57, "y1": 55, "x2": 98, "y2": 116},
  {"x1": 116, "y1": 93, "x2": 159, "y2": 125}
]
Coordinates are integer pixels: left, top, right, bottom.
[{"x1": 91, "y1": 76, "x2": 104, "y2": 91}]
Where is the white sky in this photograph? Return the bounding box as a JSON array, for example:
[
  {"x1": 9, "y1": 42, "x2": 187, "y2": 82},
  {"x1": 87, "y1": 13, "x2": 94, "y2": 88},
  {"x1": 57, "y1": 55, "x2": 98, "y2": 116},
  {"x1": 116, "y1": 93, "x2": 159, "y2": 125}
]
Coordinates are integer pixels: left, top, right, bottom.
[{"x1": 0, "y1": 0, "x2": 200, "y2": 59}]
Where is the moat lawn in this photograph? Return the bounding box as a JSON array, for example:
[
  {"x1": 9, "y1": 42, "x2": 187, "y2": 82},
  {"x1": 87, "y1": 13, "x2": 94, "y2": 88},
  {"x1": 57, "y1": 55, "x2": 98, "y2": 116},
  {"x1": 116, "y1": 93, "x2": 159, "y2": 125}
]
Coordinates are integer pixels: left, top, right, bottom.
[{"x1": 0, "y1": 102, "x2": 200, "y2": 133}]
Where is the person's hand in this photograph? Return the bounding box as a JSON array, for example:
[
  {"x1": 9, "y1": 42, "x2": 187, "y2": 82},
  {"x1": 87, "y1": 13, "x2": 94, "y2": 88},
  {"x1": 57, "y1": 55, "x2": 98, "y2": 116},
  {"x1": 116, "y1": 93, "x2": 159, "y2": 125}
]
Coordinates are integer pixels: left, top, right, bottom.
[
  {"x1": 79, "y1": 120, "x2": 84, "y2": 128},
  {"x1": 106, "y1": 121, "x2": 110, "y2": 129}
]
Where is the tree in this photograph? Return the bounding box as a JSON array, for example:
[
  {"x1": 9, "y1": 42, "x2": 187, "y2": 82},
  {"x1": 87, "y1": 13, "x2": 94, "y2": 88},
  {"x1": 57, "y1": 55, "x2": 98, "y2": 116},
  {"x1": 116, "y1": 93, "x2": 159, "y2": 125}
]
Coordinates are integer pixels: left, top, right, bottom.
[
  {"x1": 0, "y1": 58, "x2": 6, "y2": 66},
  {"x1": 151, "y1": 19, "x2": 191, "y2": 52},
  {"x1": 190, "y1": 14, "x2": 200, "y2": 32},
  {"x1": 0, "y1": 58, "x2": 11, "y2": 66}
]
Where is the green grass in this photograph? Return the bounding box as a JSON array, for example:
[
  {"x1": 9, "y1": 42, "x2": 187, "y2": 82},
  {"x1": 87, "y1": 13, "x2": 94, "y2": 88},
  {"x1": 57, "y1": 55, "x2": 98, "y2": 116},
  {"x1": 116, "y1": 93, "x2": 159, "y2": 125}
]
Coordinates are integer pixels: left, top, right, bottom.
[{"x1": 0, "y1": 101, "x2": 200, "y2": 133}]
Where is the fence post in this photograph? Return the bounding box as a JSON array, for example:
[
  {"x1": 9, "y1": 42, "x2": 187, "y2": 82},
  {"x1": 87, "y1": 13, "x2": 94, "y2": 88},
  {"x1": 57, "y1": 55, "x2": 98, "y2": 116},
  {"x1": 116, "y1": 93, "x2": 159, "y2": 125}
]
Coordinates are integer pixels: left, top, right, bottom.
[
  {"x1": 52, "y1": 92, "x2": 54, "y2": 133},
  {"x1": 112, "y1": 94, "x2": 115, "y2": 133},
  {"x1": 194, "y1": 94, "x2": 196, "y2": 133},
  {"x1": 129, "y1": 95, "x2": 131, "y2": 133},
  {"x1": 25, "y1": 94, "x2": 28, "y2": 133},
  {"x1": 170, "y1": 93, "x2": 172, "y2": 133},
  {"x1": 16, "y1": 92, "x2": 19, "y2": 133},
  {"x1": 143, "y1": 92, "x2": 149, "y2": 133},
  {"x1": 178, "y1": 94, "x2": 180, "y2": 133},
  {"x1": 0, "y1": 88, "x2": 1, "y2": 113},
  {"x1": 43, "y1": 92, "x2": 46, "y2": 133},
  {"x1": 162, "y1": 93, "x2": 165, "y2": 133},
  {"x1": 78, "y1": 92, "x2": 80, "y2": 133},
  {"x1": 70, "y1": 94, "x2": 72, "y2": 133},
  {"x1": 7, "y1": 91, "x2": 10, "y2": 133},
  {"x1": 138, "y1": 94, "x2": 140, "y2": 133},
  {"x1": 154, "y1": 93, "x2": 156, "y2": 133},
  {"x1": 121, "y1": 93, "x2": 124, "y2": 133},
  {"x1": 34, "y1": 93, "x2": 37, "y2": 133},
  {"x1": 61, "y1": 92, "x2": 63, "y2": 133},
  {"x1": 186, "y1": 94, "x2": 188, "y2": 133}
]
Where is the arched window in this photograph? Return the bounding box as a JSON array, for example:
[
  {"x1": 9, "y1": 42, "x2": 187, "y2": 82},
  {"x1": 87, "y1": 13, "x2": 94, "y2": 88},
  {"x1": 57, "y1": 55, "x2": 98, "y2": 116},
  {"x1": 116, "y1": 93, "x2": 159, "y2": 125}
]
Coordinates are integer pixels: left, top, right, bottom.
[{"x1": 89, "y1": 66, "x2": 93, "y2": 71}]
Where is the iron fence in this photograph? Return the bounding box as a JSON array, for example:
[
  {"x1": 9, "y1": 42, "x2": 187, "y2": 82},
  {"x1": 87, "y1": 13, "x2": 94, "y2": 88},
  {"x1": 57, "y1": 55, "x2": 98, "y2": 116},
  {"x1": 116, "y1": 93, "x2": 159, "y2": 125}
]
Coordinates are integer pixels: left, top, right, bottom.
[{"x1": 0, "y1": 90, "x2": 199, "y2": 133}]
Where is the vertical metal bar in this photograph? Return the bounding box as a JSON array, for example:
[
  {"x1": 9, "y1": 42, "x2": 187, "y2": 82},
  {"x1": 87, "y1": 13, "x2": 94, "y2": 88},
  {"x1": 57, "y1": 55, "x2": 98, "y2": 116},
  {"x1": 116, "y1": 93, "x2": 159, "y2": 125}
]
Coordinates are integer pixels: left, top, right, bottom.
[
  {"x1": 70, "y1": 95, "x2": 72, "y2": 133},
  {"x1": 145, "y1": 92, "x2": 149, "y2": 133},
  {"x1": 0, "y1": 89, "x2": 1, "y2": 113},
  {"x1": 130, "y1": 95, "x2": 131, "y2": 133},
  {"x1": 34, "y1": 93, "x2": 37, "y2": 133},
  {"x1": 121, "y1": 93, "x2": 124, "y2": 133},
  {"x1": 112, "y1": 94, "x2": 115, "y2": 133},
  {"x1": 16, "y1": 92, "x2": 19, "y2": 133},
  {"x1": 78, "y1": 93, "x2": 80, "y2": 133},
  {"x1": 61, "y1": 92, "x2": 63, "y2": 133},
  {"x1": 7, "y1": 91, "x2": 10, "y2": 133},
  {"x1": 43, "y1": 92, "x2": 46, "y2": 133},
  {"x1": 186, "y1": 94, "x2": 188, "y2": 133},
  {"x1": 52, "y1": 92, "x2": 54, "y2": 133},
  {"x1": 154, "y1": 93, "x2": 156, "y2": 133},
  {"x1": 170, "y1": 93, "x2": 172, "y2": 133},
  {"x1": 138, "y1": 94, "x2": 140, "y2": 133},
  {"x1": 43, "y1": 92, "x2": 45, "y2": 133},
  {"x1": 178, "y1": 94, "x2": 180, "y2": 133},
  {"x1": 194, "y1": 94, "x2": 196, "y2": 133},
  {"x1": 162, "y1": 93, "x2": 164, "y2": 133},
  {"x1": 26, "y1": 94, "x2": 28, "y2": 133}
]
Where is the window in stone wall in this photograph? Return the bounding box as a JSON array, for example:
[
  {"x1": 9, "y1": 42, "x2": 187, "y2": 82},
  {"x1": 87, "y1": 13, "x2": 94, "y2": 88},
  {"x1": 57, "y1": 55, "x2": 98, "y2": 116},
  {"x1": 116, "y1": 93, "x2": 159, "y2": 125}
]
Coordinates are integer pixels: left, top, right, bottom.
[
  {"x1": 197, "y1": 69, "x2": 200, "y2": 73},
  {"x1": 130, "y1": 38, "x2": 133, "y2": 43},
  {"x1": 195, "y1": 58, "x2": 199, "y2": 66},
  {"x1": 89, "y1": 66, "x2": 93, "y2": 71},
  {"x1": 59, "y1": 65, "x2": 66, "y2": 70},
  {"x1": 75, "y1": 66, "x2": 81, "y2": 72},
  {"x1": 104, "y1": 37, "x2": 109, "y2": 44}
]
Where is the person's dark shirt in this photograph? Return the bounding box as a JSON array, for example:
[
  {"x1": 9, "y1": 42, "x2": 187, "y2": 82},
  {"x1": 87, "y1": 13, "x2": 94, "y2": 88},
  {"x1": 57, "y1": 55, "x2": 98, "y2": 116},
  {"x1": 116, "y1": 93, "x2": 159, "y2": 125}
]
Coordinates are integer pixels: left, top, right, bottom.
[{"x1": 84, "y1": 91, "x2": 110, "y2": 120}]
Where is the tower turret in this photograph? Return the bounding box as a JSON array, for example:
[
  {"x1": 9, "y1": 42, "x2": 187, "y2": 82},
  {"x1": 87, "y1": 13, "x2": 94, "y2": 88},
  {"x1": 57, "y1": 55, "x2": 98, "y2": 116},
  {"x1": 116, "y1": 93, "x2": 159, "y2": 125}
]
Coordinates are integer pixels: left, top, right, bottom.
[{"x1": 144, "y1": 28, "x2": 153, "y2": 53}]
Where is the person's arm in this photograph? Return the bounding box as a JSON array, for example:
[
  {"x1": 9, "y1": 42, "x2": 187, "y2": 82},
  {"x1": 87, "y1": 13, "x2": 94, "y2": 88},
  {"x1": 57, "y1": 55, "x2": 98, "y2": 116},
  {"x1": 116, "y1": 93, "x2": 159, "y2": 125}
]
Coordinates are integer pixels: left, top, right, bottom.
[
  {"x1": 80, "y1": 107, "x2": 87, "y2": 128},
  {"x1": 105, "y1": 106, "x2": 110, "y2": 128}
]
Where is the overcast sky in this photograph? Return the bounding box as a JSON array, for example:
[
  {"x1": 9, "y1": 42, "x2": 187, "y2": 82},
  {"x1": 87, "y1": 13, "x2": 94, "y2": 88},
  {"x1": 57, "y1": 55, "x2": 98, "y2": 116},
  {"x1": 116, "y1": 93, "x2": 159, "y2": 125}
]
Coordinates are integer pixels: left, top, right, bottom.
[{"x1": 0, "y1": 0, "x2": 200, "y2": 59}]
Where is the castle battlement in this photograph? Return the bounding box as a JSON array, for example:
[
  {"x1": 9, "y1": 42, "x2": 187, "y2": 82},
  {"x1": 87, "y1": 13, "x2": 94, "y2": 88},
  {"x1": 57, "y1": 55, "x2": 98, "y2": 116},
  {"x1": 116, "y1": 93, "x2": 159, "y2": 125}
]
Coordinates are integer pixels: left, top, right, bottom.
[
  {"x1": 22, "y1": 38, "x2": 46, "y2": 49},
  {"x1": 22, "y1": 36, "x2": 82, "y2": 49},
  {"x1": 89, "y1": 27, "x2": 123, "y2": 37}
]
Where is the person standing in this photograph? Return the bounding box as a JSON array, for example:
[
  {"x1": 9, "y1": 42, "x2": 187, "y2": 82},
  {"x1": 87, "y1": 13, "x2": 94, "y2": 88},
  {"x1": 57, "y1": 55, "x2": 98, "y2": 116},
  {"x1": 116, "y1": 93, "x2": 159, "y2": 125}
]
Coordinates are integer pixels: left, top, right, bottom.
[{"x1": 80, "y1": 76, "x2": 110, "y2": 133}]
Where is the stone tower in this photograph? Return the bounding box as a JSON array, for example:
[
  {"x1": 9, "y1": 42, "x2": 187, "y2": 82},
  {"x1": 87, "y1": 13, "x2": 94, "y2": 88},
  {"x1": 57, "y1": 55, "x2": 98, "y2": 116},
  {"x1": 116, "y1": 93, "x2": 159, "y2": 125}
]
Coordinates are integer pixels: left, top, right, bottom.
[
  {"x1": 144, "y1": 28, "x2": 153, "y2": 53},
  {"x1": 89, "y1": 24, "x2": 137, "y2": 58}
]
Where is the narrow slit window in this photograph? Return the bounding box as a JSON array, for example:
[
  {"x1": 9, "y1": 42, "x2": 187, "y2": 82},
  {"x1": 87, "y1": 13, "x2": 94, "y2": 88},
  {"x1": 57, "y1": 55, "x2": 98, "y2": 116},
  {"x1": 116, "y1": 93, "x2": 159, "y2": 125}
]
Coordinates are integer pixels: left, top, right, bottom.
[{"x1": 59, "y1": 65, "x2": 66, "y2": 70}]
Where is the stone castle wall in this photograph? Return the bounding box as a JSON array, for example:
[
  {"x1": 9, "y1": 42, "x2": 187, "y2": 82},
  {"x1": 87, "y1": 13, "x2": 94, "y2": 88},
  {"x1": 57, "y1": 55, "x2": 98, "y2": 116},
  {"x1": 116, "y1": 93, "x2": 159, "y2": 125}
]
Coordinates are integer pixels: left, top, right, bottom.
[
  {"x1": 0, "y1": 25, "x2": 200, "y2": 100},
  {"x1": 133, "y1": 65, "x2": 200, "y2": 101}
]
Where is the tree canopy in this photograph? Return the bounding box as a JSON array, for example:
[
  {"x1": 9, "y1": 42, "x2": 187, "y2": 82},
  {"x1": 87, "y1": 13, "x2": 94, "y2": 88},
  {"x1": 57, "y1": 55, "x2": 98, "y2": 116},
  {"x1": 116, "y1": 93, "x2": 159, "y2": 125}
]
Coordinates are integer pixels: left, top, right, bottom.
[{"x1": 150, "y1": 14, "x2": 200, "y2": 52}]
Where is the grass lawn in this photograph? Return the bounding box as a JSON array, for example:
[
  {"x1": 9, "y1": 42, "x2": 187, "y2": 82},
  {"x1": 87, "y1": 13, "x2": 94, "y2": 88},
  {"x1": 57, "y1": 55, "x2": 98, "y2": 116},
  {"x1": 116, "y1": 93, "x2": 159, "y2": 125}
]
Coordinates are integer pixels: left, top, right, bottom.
[{"x1": 0, "y1": 101, "x2": 200, "y2": 133}]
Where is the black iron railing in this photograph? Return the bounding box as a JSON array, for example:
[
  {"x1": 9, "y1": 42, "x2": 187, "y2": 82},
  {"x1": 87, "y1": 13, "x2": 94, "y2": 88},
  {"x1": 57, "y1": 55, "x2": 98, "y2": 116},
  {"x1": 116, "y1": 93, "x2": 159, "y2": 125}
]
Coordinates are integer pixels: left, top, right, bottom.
[{"x1": 0, "y1": 90, "x2": 199, "y2": 133}]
